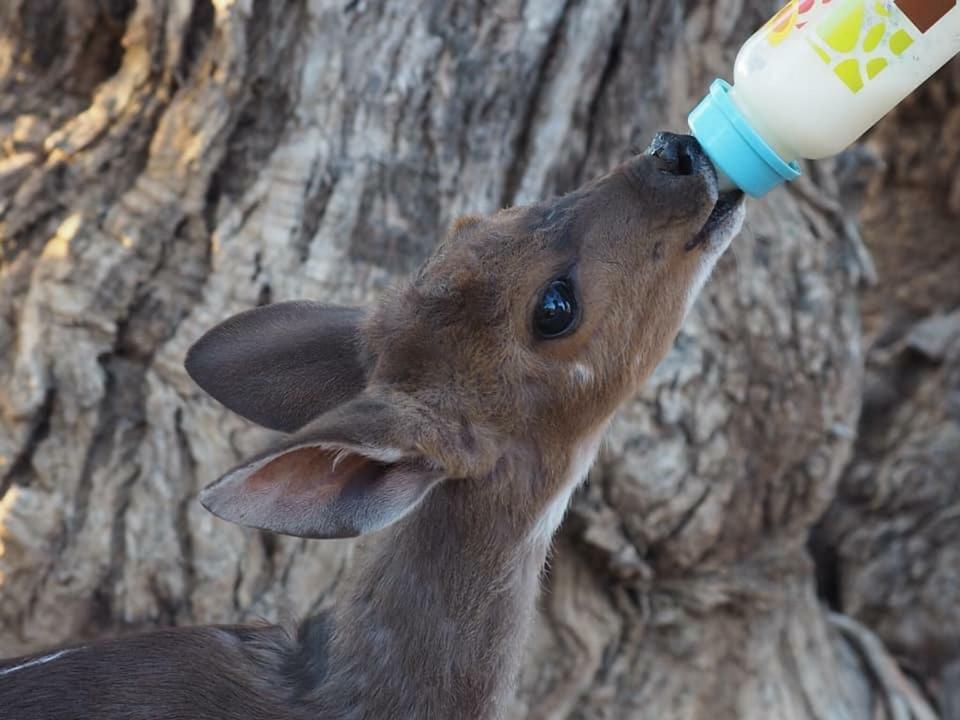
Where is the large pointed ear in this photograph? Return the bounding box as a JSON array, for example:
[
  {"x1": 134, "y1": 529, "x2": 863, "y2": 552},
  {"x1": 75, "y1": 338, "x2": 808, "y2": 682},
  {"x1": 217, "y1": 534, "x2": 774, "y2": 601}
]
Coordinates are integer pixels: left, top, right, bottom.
[
  {"x1": 185, "y1": 302, "x2": 370, "y2": 433},
  {"x1": 199, "y1": 395, "x2": 444, "y2": 538}
]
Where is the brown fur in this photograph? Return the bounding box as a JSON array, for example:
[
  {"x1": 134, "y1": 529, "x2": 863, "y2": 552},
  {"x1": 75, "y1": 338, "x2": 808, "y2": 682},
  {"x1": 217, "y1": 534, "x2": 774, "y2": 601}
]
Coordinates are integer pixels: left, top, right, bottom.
[{"x1": 0, "y1": 135, "x2": 744, "y2": 719}]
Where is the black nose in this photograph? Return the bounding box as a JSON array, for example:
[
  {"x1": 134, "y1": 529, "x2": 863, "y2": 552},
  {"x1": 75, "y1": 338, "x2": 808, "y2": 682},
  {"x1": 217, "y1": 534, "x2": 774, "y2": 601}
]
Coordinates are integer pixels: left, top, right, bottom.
[{"x1": 647, "y1": 132, "x2": 706, "y2": 177}]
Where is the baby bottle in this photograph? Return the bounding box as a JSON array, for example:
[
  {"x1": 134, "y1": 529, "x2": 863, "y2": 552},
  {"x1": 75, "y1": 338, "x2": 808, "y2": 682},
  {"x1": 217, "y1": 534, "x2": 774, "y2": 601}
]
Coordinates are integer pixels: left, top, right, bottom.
[{"x1": 689, "y1": 0, "x2": 960, "y2": 197}]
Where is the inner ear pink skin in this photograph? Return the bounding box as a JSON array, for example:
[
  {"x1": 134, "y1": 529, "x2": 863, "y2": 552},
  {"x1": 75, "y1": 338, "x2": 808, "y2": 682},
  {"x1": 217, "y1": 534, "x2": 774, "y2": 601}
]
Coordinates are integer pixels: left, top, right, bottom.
[
  {"x1": 246, "y1": 447, "x2": 385, "y2": 496},
  {"x1": 201, "y1": 431, "x2": 443, "y2": 540}
]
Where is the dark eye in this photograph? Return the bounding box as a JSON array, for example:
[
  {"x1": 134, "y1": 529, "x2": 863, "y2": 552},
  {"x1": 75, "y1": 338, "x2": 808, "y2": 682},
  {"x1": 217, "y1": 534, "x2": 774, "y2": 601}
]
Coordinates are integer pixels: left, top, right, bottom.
[{"x1": 533, "y1": 279, "x2": 578, "y2": 339}]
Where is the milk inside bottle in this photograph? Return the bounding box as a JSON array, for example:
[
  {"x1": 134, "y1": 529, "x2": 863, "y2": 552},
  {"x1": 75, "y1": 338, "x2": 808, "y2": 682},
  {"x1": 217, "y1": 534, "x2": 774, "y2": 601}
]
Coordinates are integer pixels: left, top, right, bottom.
[{"x1": 689, "y1": 0, "x2": 960, "y2": 197}]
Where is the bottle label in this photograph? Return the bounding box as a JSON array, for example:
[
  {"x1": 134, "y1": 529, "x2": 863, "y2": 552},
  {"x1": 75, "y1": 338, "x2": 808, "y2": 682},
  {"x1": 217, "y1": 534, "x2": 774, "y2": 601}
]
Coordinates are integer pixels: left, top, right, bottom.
[
  {"x1": 809, "y1": 0, "x2": 917, "y2": 93},
  {"x1": 765, "y1": 0, "x2": 955, "y2": 46},
  {"x1": 763, "y1": 0, "x2": 956, "y2": 94},
  {"x1": 764, "y1": 0, "x2": 825, "y2": 46}
]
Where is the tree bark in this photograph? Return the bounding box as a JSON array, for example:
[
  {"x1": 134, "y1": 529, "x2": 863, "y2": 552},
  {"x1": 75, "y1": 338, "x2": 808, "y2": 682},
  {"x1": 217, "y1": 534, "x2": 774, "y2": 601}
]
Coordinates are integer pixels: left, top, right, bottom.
[
  {"x1": 0, "y1": 1, "x2": 950, "y2": 718},
  {"x1": 813, "y1": 62, "x2": 960, "y2": 718}
]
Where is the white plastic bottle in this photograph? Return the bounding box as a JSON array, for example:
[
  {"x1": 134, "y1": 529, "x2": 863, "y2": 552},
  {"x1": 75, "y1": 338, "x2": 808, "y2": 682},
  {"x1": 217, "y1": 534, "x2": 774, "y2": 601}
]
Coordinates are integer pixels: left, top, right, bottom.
[{"x1": 689, "y1": 0, "x2": 960, "y2": 197}]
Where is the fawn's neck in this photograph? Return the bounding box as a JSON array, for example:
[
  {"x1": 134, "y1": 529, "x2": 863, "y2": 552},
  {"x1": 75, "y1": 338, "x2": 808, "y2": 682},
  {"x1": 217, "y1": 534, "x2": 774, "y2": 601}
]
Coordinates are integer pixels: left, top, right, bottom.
[{"x1": 312, "y1": 462, "x2": 568, "y2": 720}]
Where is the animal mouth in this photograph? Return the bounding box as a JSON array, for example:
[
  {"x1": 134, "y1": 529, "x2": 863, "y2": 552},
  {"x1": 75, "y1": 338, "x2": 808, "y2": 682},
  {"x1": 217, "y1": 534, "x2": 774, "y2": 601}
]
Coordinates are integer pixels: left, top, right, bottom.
[{"x1": 685, "y1": 190, "x2": 746, "y2": 252}]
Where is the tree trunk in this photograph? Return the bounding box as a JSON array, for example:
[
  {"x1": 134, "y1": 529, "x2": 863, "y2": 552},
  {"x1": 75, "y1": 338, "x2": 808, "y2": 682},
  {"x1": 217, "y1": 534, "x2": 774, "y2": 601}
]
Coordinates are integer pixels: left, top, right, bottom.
[
  {"x1": 812, "y1": 62, "x2": 960, "y2": 718},
  {"x1": 0, "y1": 1, "x2": 951, "y2": 718}
]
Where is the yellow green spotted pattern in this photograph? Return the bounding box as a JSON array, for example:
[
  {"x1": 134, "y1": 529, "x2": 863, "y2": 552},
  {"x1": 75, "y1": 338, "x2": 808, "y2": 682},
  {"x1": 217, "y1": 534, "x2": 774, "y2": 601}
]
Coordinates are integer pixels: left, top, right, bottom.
[{"x1": 809, "y1": 0, "x2": 917, "y2": 93}]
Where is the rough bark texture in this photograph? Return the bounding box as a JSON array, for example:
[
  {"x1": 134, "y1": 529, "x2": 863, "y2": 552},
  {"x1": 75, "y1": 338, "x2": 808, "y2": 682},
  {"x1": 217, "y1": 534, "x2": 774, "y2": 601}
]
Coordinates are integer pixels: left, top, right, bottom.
[
  {"x1": 813, "y1": 63, "x2": 960, "y2": 718},
  {"x1": 0, "y1": 1, "x2": 953, "y2": 718}
]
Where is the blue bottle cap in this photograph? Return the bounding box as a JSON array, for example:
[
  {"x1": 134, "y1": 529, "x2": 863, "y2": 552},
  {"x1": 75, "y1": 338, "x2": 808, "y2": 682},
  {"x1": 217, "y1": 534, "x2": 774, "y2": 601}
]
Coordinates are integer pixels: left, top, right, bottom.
[{"x1": 688, "y1": 79, "x2": 801, "y2": 198}]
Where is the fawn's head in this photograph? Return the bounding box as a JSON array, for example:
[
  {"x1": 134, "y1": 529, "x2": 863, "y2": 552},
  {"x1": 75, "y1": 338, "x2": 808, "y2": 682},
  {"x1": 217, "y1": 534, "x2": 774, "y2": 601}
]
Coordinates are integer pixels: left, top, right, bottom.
[{"x1": 187, "y1": 134, "x2": 744, "y2": 540}]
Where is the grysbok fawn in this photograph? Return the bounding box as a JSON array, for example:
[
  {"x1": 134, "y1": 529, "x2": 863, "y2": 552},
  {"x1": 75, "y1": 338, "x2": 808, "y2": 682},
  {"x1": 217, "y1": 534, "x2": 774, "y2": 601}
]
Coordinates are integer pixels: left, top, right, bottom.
[{"x1": 0, "y1": 133, "x2": 744, "y2": 720}]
